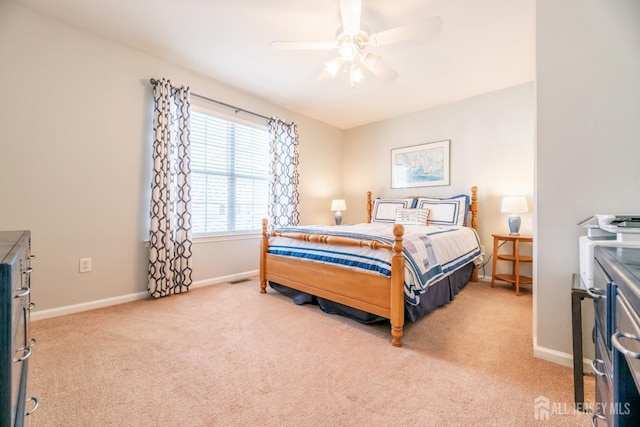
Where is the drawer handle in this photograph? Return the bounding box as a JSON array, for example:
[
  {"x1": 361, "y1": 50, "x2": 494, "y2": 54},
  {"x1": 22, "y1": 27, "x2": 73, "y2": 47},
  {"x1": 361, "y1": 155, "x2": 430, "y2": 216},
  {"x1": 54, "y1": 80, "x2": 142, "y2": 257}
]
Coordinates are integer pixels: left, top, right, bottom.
[
  {"x1": 591, "y1": 412, "x2": 608, "y2": 426},
  {"x1": 25, "y1": 396, "x2": 39, "y2": 416},
  {"x1": 586, "y1": 287, "x2": 606, "y2": 299},
  {"x1": 590, "y1": 358, "x2": 607, "y2": 378},
  {"x1": 13, "y1": 287, "x2": 30, "y2": 298},
  {"x1": 13, "y1": 346, "x2": 32, "y2": 362},
  {"x1": 21, "y1": 267, "x2": 33, "y2": 274},
  {"x1": 612, "y1": 331, "x2": 640, "y2": 359}
]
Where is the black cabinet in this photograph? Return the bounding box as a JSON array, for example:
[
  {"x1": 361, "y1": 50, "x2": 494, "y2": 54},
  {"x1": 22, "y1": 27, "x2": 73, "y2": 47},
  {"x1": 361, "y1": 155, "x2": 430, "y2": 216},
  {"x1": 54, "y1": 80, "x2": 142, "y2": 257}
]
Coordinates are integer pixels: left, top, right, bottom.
[
  {"x1": 593, "y1": 246, "x2": 640, "y2": 426},
  {"x1": 1, "y1": 231, "x2": 38, "y2": 426}
]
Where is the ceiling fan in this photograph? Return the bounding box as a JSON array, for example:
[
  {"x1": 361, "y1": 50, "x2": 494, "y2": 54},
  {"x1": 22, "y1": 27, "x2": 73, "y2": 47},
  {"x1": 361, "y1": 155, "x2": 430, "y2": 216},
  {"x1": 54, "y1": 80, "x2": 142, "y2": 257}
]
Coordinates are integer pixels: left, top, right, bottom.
[{"x1": 271, "y1": 0, "x2": 442, "y2": 88}]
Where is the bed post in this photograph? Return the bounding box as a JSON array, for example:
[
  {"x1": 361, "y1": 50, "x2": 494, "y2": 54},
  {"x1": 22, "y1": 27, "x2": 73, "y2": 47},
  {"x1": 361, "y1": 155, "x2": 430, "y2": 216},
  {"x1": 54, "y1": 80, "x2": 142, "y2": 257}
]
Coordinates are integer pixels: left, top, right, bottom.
[
  {"x1": 366, "y1": 191, "x2": 372, "y2": 223},
  {"x1": 260, "y1": 218, "x2": 268, "y2": 293},
  {"x1": 470, "y1": 186, "x2": 479, "y2": 282},
  {"x1": 390, "y1": 223, "x2": 405, "y2": 347}
]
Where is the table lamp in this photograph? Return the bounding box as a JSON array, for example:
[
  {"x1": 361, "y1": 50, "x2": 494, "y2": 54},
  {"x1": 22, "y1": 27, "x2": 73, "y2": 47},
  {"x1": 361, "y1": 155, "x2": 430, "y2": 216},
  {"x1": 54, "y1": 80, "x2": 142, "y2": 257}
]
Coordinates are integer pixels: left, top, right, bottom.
[
  {"x1": 501, "y1": 196, "x2": 528, "y2": 235},
  {"x1": 331, "y1": 199, "x2": 347, "y2": 225}
]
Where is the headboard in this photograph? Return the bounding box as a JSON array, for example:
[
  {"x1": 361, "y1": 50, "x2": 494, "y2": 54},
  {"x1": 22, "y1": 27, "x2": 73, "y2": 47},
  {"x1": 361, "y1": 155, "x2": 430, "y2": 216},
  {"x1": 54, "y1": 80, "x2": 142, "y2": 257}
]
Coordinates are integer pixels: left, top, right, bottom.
[{"x1": 366, "y1": 186, "x2": 479, "y2": 234}]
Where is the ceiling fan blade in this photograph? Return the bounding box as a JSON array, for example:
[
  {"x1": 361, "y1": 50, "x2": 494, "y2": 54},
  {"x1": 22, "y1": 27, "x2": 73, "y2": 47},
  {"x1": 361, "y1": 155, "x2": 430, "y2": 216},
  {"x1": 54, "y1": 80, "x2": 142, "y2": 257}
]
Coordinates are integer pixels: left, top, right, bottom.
[
  {"x1": 271, "y1": 41, "x2": 336, "y2": 50},
  {"x1": 361, "y1": 53, "x2": 398, "y2": 82},
  {"x1": 370, "y1": 16, "x2": 443, "y2": 46},
  {"x1": 340, "y1": 0, "x2": 361, "y2": 36}
]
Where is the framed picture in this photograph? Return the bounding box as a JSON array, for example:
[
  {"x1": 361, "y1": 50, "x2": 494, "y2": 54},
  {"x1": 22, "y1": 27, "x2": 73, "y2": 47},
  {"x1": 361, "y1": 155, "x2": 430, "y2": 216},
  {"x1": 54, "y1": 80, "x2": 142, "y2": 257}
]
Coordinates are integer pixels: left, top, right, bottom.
[{"x1": 391, "y1": 140, "x2": 450, "y2": 188}]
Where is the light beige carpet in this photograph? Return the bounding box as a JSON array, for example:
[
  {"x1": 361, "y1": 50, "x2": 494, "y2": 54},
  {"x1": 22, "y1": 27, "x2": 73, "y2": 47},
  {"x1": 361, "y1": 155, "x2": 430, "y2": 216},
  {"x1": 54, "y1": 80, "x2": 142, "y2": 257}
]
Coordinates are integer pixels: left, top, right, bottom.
[{"x1": 27, "y1": 279, "x2": 593, "y2": 426}]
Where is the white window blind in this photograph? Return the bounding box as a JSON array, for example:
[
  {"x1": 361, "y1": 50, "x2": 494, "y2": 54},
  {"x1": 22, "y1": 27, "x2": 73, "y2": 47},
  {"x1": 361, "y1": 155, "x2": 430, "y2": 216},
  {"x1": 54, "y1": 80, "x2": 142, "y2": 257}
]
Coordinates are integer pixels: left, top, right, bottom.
[{"x1": 190, "y1": 108, "x2": 269, "y2": 236}]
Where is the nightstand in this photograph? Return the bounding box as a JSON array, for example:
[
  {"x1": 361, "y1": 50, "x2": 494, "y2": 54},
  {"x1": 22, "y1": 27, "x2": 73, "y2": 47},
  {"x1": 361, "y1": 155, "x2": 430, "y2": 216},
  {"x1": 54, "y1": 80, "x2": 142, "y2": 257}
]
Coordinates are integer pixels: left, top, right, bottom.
[{"x1": 491, "y1": 233, "x2": 533, "y2": 296}]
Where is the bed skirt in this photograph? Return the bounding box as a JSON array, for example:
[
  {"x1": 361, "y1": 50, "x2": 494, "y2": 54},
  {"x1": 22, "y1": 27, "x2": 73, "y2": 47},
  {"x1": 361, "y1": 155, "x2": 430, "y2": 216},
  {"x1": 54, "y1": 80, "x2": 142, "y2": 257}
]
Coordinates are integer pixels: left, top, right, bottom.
[{"x1": 269, "y1": 262, "x2": 474, "y2": 324}]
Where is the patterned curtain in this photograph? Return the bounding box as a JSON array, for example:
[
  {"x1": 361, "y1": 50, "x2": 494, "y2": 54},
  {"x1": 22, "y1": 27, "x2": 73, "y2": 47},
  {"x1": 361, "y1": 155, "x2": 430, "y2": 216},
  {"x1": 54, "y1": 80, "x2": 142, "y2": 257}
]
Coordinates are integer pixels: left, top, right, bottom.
[
  {"x1": 268, "y1": 118, "x2": 300, "y2": 228},
  {"x1": 148, "y1": 78, "x2": 193, "y2": 298}
]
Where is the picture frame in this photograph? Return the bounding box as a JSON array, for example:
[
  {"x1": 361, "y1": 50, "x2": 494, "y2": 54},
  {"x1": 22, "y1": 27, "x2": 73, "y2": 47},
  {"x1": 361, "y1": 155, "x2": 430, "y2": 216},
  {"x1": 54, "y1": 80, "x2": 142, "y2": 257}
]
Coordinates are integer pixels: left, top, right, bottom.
[{"x1": 391, "y1": 140, "x2": 450, "y2": 188}]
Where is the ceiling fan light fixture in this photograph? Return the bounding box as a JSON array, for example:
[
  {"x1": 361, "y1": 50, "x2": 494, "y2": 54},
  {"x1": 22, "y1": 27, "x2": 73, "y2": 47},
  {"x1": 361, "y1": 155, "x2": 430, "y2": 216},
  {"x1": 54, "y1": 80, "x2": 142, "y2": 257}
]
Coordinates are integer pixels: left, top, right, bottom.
[
  {"x1": 349, "y1": 65, "x2": 363, "y2": 88},
  {"x1": 362, "y1": 52, "x2": 380, "y2": 68},
  {"x1": 339, "y1": 41, "x2": 358, "y2": 62},
  {"x1": 325, "y1": 58, "x2": 343, "y2": 77}
]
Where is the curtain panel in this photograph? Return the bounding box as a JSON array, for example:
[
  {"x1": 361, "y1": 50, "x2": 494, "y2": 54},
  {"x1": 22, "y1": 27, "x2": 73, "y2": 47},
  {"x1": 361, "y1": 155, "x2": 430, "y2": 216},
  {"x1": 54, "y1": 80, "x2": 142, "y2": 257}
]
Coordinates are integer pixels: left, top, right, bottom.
[
  {"x1": 148, "y1": 78, "x2": 193, "y2": 298},
  {"x1": 268, "y1": 118, "x2": 300, "y2": 228}
]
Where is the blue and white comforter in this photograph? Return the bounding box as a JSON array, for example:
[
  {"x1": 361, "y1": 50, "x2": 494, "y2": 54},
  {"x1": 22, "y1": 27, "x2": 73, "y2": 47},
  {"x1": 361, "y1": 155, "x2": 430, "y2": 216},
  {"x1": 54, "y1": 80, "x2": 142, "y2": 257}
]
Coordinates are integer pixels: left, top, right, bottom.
[{"x1": 267, "y1": 222, "x2": 482, "y2": 306}]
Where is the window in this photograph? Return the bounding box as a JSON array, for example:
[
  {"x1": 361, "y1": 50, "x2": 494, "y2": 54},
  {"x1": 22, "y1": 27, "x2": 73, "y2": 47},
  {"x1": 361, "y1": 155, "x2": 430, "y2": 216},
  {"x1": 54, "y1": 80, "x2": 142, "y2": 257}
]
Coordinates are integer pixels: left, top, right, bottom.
[{"x1": 190, "y1": 107, "x2": 269, "y2": 236}]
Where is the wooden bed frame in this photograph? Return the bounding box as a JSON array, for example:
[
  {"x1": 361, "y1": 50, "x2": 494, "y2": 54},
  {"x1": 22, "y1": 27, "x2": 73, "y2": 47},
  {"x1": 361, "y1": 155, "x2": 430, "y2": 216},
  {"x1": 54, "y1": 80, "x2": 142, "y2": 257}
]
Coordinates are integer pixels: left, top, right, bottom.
[{"x1": 260, "y1": 186, "x2": 479, "y2": 347}]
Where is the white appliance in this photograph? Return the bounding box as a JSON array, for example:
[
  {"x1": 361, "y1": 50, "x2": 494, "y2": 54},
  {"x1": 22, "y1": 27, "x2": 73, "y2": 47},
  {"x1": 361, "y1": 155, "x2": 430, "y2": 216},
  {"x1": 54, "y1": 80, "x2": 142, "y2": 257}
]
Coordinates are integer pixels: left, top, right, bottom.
[{"x1": 578, "y1": 215, "x2": 640, "y2": 288}]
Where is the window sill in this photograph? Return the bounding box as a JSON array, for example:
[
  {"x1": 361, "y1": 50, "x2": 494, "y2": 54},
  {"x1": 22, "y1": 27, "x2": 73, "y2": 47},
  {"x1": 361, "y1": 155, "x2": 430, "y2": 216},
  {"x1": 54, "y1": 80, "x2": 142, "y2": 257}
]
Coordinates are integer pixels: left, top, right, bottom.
[{"x1": 193, "y1": 232, "x2": 261, "y2": 244}]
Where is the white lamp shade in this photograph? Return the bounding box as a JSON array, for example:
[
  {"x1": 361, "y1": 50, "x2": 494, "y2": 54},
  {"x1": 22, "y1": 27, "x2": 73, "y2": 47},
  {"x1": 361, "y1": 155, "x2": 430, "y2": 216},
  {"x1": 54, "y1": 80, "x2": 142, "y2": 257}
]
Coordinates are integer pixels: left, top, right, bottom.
[
  {"x1": 501, "y1": 196, "x2": 528, "y2": 213},
  {"x1": 331, "y1": 199, "x2": 347, "y2": 211}
]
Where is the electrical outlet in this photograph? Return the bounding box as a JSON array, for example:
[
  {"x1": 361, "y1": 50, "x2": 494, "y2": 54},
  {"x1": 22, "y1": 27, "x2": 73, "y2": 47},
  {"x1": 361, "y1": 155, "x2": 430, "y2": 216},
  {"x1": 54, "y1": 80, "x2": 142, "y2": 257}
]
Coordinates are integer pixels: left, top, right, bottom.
[
  {"x1": 481, "y1": 245, "x2": 486, "y2": 255},
  {"x1": 79, "y1": 258, "x2": 92, "y2": 273}
]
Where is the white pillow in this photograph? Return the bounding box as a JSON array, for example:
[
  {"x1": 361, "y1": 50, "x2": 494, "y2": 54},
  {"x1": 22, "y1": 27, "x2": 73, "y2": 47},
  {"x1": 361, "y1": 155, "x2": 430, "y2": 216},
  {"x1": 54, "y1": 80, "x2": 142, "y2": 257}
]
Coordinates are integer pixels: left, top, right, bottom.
[
  {"x1": 395, "y1": 208, "x2": 430, "y2": 225},
  {"x1": 371, "y1": 198, "x2": 414, "y2": 223},
  {"x1": 415, "y1": 195, "x2": 469, "y2": 226}
]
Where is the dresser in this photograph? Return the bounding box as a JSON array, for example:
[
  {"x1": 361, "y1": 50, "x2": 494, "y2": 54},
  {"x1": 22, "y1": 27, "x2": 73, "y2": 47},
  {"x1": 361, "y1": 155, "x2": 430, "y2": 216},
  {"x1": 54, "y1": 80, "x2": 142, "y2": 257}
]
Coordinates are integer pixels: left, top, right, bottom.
[
  {"x1": 593, "y1": 246, "x2": 640, "y2": 426},
  {"x1": 0, "y1": 231, "x2": 38, "y2": 426}
]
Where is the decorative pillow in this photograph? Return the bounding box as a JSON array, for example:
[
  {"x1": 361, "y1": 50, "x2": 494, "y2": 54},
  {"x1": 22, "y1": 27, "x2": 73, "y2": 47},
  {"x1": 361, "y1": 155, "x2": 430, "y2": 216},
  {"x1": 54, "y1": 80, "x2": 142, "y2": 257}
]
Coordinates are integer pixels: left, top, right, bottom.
[
  {"x1": 371, "y1": 198, "x2": 414, "y2": 223},
  {"x1": 395, "y1": 208, "x2": 430, "y2": 225},
  {"x1": 415, "y1": 195, "x2": 469, "y2": 226}
]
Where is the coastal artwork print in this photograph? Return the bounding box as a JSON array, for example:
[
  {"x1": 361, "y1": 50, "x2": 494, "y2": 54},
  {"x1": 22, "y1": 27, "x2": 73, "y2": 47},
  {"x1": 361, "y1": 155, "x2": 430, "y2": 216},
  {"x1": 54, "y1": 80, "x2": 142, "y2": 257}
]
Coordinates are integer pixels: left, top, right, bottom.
[{"x1": 391, "y1": 140, "x2": 450, "y2": 188}]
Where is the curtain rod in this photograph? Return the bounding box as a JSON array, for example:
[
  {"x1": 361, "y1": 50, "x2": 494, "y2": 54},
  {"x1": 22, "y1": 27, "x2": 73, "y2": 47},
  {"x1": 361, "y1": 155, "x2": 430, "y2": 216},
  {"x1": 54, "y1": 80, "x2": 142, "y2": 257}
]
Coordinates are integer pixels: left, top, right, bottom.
[{"x1": 149, "y1": 78, "x2": 271, "y2": 122}]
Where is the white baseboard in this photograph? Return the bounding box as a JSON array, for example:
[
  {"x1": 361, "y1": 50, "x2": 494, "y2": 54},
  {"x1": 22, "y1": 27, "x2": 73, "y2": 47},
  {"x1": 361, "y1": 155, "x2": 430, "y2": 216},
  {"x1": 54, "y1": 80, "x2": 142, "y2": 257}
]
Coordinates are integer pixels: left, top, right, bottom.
[
  {"x1": 30, "y1": 291, "x2": 150, "y2": 322},
  {"x1": 190, "y1": 270, "x2": 258, "y2": 289},
  {"x1": 534, "y1": 344, "x2": 573, "y2": 368},
  {"x1": 31, "y1": 270, "x2": 259, "y2": 322},
  {"x1": 533, "y1": 341, "x2": 593, "y2": 373}
]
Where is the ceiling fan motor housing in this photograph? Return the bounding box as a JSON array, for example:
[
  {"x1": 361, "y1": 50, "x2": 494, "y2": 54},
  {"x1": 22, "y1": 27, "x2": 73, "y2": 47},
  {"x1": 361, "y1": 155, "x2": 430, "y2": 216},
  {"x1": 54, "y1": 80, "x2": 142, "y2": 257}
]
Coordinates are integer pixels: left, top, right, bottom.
[{"x1": 336, "y1": 30, "x2": 370, "y2": 62}]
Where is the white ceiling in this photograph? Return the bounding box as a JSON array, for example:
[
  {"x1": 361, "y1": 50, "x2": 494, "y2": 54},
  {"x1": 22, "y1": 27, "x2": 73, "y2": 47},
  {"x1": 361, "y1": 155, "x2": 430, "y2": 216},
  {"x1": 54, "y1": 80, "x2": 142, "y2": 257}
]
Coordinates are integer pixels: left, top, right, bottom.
[{"x1": 15, "y1": 0, "x2": 535, "y2": 129}]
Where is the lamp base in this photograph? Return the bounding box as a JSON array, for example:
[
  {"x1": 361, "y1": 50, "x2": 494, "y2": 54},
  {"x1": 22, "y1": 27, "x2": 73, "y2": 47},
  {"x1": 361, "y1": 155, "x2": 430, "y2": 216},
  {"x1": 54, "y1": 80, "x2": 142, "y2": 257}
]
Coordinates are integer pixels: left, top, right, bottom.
[
  {"x1": 508, "y1": 214, "x2": 521, "y2": 236},
  {"x1": 335, "y1": 211, "x2": 343, "y2": 226}
]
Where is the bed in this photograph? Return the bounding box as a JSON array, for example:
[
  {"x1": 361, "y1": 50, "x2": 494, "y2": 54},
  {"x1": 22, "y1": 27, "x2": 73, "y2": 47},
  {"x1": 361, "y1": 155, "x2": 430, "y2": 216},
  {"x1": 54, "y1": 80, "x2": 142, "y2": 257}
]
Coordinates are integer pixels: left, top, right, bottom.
[{"x1": 259, "y1": 186, "x2": 481, "y2": 347}]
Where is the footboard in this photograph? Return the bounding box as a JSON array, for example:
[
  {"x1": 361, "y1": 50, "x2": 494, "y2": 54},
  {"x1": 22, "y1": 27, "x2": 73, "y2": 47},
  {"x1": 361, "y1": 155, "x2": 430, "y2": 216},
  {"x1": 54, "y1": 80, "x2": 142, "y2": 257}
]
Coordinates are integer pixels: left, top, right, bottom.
[{"x1": 260, "y1": 219, "x2": 406, "y2": 347}]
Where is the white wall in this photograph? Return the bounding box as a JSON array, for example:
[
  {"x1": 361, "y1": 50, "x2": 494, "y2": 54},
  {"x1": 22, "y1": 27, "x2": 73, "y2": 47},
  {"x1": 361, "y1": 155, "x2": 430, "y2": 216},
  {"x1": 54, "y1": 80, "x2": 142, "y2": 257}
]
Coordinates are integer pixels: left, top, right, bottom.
[
  {"x1": 343, "y1": 83, "x2": 535, "y2": 278},
  {"x1": 0, "y1": 2, "x2": 343, "y2": 313},
  {"x1": 535, "y1": 0, "x2": 640, "y2": 364}
]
